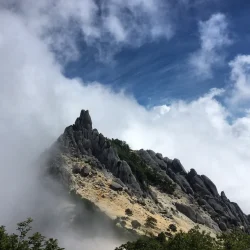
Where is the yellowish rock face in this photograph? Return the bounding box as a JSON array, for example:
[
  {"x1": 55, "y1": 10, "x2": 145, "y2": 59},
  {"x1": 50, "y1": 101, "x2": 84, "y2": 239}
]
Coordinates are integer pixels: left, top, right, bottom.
[{"x1": 63, "y1": 154, "x2": 217, "y2": 238}]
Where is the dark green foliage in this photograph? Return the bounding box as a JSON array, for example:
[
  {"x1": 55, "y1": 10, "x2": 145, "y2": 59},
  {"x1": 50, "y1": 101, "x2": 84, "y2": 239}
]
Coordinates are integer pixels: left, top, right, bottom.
[
  {"x1": 166, "y1": 226, "x2": 218, "y2": 250},
  {"x1": 116, "y1": 226, "x2": 250, "y2": 250},
  {"x1": 131, "y1": 220, "x2": 141, "y2": 229},
  {"x1": 0, "y1": 218, "x2": 63, "y2": 250},
  {"x1": 218, "y1": 229, "x2": 250, "y2": 250},
  {"x1": 165, "y1": 231, "x2": 173, "y2": 238},
  {"x1": 157, "y1": 232, "x2": 167, "y2": 243},
  {"x1": 145, "y1": 216, "x2": 157, "y2": 228},
  {"x1": 125, "y1": 208, "x2": 133, "y2": 216},
  {"x1": 110, "y1": 139, "x2": 176, "y2": 194},
  {"x1": 168, "y1": 224, "x2": 177, "y2": 232},
  {"x1": 115, "y1": 235, "x2": 167, "y2": 250}
]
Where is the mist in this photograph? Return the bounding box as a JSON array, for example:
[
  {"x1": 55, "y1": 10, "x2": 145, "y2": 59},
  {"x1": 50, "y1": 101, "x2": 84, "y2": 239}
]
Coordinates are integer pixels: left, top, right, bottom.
[{"x1": 1, "y1": 1, "x2": 250, "y2": 250}]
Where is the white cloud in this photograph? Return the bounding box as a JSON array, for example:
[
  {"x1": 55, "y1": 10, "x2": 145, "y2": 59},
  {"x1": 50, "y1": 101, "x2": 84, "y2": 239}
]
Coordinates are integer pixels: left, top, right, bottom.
[
  {"x1": 153, "y1": 105, "x2": 171, "y2": 115},
  {"x1": 104, "y1": 15, "x2": 127, "y2": 42},
  {"x1": 227, "y1": 55, "x2": 250, "y2": 107},
  {"x1": 189, "y1": 13, "x2": 232, "y2": 79},
  {"x1": 2, "y1": 0, "x2": 173, "y2": 62},
  {"x1": 1, "y1": 2, "x2": 250, "y2": 248},
  {"x1": 102, "y1": 0, "x2": 173, "y2": 41}
]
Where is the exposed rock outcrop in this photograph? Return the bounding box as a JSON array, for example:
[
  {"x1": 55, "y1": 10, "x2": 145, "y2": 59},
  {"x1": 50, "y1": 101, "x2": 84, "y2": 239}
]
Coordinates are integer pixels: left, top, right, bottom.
[
  {"x1": 56, "y1": 110, "x2": 142, "y2": 196},
  {"x1": 44, "y1": 109, "x2": 250, "y2": 236},
  {"x1": 175, "y1": 203, "x2": 205, "y2": 225}
]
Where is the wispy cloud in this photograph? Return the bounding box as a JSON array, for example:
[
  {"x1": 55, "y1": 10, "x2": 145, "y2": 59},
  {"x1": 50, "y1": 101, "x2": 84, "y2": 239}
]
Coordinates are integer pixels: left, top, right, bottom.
[
  {"x1": 227, "y1": 55, "x2": 250, "y2": 108},
  {"x1": 3, "y1": 0, "x2": 174, "y2": 62},
  {"x1": 189, "y1": 13, "x2": 232, "y2": 79}
]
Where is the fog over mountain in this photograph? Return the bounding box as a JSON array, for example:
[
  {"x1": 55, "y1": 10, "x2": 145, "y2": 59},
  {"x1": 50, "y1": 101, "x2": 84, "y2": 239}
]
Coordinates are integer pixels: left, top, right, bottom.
[{"x1": 1, "y1": 1, "x2": 250, "y2": 249}]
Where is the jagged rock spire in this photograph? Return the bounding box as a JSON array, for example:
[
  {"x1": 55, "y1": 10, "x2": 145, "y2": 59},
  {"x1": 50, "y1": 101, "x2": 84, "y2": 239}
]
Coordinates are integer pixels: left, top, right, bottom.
[{"x1": 74, "y1": 110, "x2": 92, "y2": 130}]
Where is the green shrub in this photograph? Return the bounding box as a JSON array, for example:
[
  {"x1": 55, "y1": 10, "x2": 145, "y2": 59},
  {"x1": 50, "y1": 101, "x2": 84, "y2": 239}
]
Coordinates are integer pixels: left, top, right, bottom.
[
  {"x1": 110, "y1": 139, "x2": 176, "y2": 195},
  {"x1": 131, "y1": 220, "x2": 141, "y2": 229},
  {"x1": 115, "y1": 236, "x2": 167, "y2": 250},
  {"x1": 125, "y1": 208, "x2": 133, "y2": 216},
  {"x1": 116, "y1": 227, "x2": 217, "y2": 250},
  {"x1": 116, "y1": 226, "x2": 250, "y2": 250},
  {"x1": 145, "y1": 216, "x2": 157, "y2": 228},
  {"x1": 167, "y1": 227, "x2": 218, "y2": 250},
  {"x1": 168, "y1": 224, "x2": 177, "y2": 232},
  {"x1": 0, "y1": 218, "x2": 63, "y2": 250},
  {"x1": 218, "y1": 229, "x2": 250, "y2": 250}
]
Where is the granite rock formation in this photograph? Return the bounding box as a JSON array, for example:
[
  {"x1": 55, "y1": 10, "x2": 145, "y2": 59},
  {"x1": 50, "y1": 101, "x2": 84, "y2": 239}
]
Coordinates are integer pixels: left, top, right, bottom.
[{"x1": 45, "y1": 110, "x2": 250, "y2": 235}]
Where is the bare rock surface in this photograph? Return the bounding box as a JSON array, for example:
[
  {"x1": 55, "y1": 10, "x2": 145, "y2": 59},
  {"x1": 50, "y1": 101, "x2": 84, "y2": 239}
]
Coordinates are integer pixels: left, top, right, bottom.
[{"x1": 44, "y1": 110, "x2": 250, "y2": 236}]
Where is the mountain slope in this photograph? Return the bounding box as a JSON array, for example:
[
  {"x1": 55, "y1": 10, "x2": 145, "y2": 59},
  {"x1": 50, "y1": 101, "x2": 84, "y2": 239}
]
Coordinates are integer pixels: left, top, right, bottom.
[{"x1": 44, "y1": 110, "x2": 250, "y2": 236}]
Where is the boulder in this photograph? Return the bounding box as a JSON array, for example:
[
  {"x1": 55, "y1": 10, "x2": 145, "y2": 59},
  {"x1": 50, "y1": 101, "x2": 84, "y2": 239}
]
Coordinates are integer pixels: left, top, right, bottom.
[
  {"x1": 80, "y1": 166, "x2": 91, "y2": 177},
  {"x1": 163, "y1": 157, "x2": 172, "y2": 165},
  {"x1": 156, "y1": 153, "x2": 163, "y2": 160},
  {"x1": 168, "y1": 169, "x2": 193, "y2": 195},
  {"x1": 192, "y1": 175, "x2": 208, "y2": 190},
  {"x1": 198, "y1": 199, "x2": 217, "y2": 217},
  {"x1": 110, "y1": 181, "x2": 123, "y2": 191},
  {"x1": 113, "y1": 177, "x2": 125, "y2": 187},
  {"x1": 171, "y1": 159, "x2": 187, "y2": 175},
  {"x1": 193, "y1": 183, "x2": 212, "y2": 196},
  {"x1": 207, "y1": 198, "x2": 224, "y2": 214},
  {"x1": 176, "y1": 174, "x2": 194, "y2": 195},
  {"x1": 115, "y1": 161, "x2": 142, "y2": 194},
  {"x1": 201, "y1": 175, "x2": 219, "y2": 197},
  {"x1": 175, "y1": 203, "x2": 204, "y2": 224},
  {"x1": 219, "y1": 222, "x2": 227, "y2": 231},
  {"x1": 137, "y1": 198, "x2": 146, "y2": 206},
  {"x1": 187, "y1": 168, "x2": 197, "y2": 179},
  {"x1": 147, "y1": 150, "x2": 168, "y2": 170},
  {"x1": 149, "y1": 189, "x2": 159, "y2": 204},
  {"x1": 137, "y1": 149, "x2": 161, "y2": 171}
]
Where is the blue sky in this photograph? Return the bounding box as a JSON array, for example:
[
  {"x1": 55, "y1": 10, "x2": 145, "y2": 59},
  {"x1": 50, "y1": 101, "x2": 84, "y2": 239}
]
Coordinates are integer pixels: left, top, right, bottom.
[{"x1": 63, "y1": 0, "x2": 250, "y2": 107}]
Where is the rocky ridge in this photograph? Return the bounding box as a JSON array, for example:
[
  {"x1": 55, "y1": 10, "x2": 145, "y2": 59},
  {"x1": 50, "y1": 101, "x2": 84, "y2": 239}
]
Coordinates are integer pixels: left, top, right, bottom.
[{"x1": 45, "y1": 110, "x2": 250, "y2": 236}]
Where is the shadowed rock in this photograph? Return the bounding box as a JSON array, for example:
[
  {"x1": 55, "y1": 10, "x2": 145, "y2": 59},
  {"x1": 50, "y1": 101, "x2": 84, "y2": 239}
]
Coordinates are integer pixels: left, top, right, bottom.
[
  {"x1": 175, "y1": 203, "x2": 205, "y2": 225},
  {"x1": 219, "y1": 222, "x2": 227, "y2": 231},
  {"x1": 74, "y1": 110, "x2": 92, "y2": 130},
  {"x1": 56, "y1": 110, "x2": 142, "y2": 196},
  {"x1": 201, "y1": 175, "x2": 219, "y2": 197},
  {"x1": 171, "y1": 159, "x2": 187, "y2": 175},
  {"x1": 221, "y1": 191, "x2": 229, "y2": 202},
  {"x1": 80, "y1": 166, "x2": 91, "y2": 177}
]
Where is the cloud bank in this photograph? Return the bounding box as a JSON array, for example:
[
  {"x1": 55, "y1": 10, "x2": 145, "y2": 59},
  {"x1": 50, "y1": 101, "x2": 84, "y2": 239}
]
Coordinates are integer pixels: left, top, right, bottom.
[{"x1": 1, "y1": 1, "x2": 250, "y2": 249}]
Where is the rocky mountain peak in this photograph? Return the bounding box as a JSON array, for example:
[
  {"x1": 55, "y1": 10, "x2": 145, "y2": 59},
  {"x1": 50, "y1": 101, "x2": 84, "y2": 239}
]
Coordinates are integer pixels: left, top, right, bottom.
[
  {"x1": 46, "y1": 109, "x2": 250, "y2": 236},
  {"x1": 74, "y1": 109, "x2": 92, "y2": 131}
]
